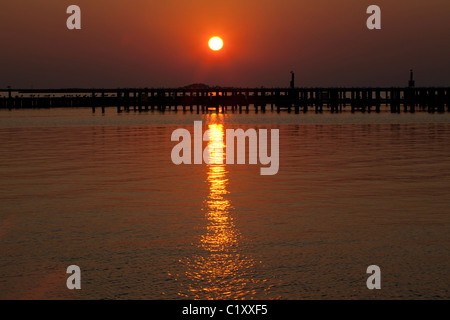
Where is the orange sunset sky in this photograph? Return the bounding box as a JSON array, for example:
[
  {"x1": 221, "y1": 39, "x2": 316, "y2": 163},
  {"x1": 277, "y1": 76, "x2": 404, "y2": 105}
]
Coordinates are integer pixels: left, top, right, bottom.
[{"x1": 0, "y1": 0, "x2": 449, "y2": 88}]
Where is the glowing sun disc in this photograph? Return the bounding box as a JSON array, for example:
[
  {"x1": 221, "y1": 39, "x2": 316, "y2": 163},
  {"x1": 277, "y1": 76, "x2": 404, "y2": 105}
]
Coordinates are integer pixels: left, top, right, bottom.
[{"x1": 209, "y1": 37, "x2": 223, "y2": 51}]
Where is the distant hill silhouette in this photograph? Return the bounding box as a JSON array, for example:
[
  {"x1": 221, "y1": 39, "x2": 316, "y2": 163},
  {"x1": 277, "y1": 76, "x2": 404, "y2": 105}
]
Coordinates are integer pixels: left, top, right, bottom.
[{"x1": 182, "y1": 83, "x2": 210, "y2": 89}]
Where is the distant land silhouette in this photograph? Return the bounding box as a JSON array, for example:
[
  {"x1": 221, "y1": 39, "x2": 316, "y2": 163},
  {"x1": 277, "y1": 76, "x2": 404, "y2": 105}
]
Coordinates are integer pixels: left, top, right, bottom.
[{"x1": 183, "y1": 83, "x2": 210, "y2": 90}]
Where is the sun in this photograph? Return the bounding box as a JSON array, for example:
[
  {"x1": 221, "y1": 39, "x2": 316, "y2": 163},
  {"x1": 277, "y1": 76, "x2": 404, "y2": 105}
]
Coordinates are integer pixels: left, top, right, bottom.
[{"x1": 208, "y1": 36, "x2": 223, "y2": 51}]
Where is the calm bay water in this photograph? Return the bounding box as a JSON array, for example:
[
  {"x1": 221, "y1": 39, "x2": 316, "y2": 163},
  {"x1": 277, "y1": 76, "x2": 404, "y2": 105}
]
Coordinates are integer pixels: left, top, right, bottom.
[{"x1": 0, "y1": 108, "x2": 449, "y2": 299}]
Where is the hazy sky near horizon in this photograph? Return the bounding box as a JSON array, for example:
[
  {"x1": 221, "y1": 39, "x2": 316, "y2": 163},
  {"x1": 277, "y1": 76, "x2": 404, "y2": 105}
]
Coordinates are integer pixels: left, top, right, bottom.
[{"x1": 1, "y1": 0, "x2": 449, "y2": 88}]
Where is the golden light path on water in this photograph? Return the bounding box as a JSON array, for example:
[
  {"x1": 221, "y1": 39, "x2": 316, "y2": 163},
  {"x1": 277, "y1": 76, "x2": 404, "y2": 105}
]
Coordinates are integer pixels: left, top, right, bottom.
[{"x1": 176, "y1": 122, "x2": 270, "y2": 299}]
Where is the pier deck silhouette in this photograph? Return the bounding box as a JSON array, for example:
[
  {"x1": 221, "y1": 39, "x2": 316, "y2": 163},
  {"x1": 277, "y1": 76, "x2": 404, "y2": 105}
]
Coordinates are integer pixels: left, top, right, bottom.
[{"x1": 1, "y1": 87, "x2": 449, "y2": 114}]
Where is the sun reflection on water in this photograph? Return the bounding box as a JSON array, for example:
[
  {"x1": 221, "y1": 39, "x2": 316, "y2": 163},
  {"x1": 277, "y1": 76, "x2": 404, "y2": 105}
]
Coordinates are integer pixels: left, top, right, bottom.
[{"x1": 175, "y1": 123, "x2": 270, "y2": 299}]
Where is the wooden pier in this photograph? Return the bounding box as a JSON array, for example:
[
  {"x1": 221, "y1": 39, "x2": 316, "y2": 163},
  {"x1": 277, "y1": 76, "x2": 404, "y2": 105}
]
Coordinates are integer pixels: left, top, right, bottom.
[{"x1": 0, "y1": 86, "x2": 449, "y2": 114}]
